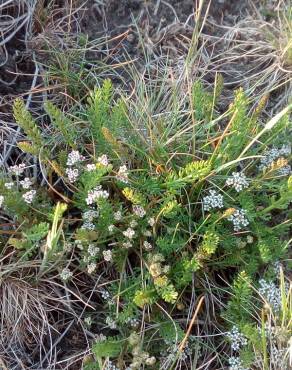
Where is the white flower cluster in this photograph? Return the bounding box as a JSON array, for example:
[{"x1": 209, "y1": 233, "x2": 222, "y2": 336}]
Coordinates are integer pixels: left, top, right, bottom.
[
  {"x1": 81, "y1": 221, "x2": 95, "y2": 230},
  {"x1": 84, "y1": 316, "x2": 92, "y2": 327},
  {"x1": 101, "y1": 290, "x2": 111, "y2": 300},
  {"x1": 83, "y1": 209, "x2": 99, "y2": 222},
  {"x1": 228, "y1": 357, "x2": 249, "y2": 370},
  {"x1": 143, "y1": 241, "x2": 152, "y2": 250},
  {"x1": 259, "y1": 145, "x2": 291, "y2": 171},
  {"x1": 4, "y1": 182, "x2": 14, "y2": 189},
  {"x1": 104, "y1": 360, "x2": 120, "y2": 370},
  {"x1": 228, "y1": 209, "x2": 249, "y2": 231},
  {"x1": 114, "y1": 210, "x2": 122, "y2": 221},
  {"x1": 105, "y1": 316, "x2": 117, "y2": 329},
  {"x1": 66, "y1": 150, "x2": 84, "y2": 166},
  {"x1": 148, "y1": 217, "x2": 155, "y2": 227},
  {"x1": 227, "y1": 326, "x2": 247, "y2": 351},
  {"x1": 103, "y1": 249, "x2": 112, "y2": 262},
  {"x1": 20, "y1": 177, "x2": 33, "y2": 189},
  {"x1": 86, "y1": 163, "x2": 96, "y2": 172},
  {"x1": 87, "y1": 262, "x2": 96, "y2": 274},
  {"x1": 123, "y1": 227, "x2": 135, "y2": 239},
  {"x1": 66, "y1": 168, "x2": 79, "y2": 183},
  {"x1": 88, "y1": 244, "x2": 99, "y2": 256},
  {"x1": 259, "y1": 279, "x2": 281, "y2": 312},
  {"x1": 22, "y1": 190, "x2": 36, "y2": 204},
  {"x1": 133, "y1": 205, "x2": 146, "y2": 218},
  {"x1": 278, "y1": 165, "x2": 291, "y2": 176},
  {"x1": 8, "y1": 163, "x2": 26, "y2": 175},
  {"x1": 127, "y1": 318, "x2": 139, "y2": 328},
  {"x1": 97, "y1": 154, "x2": 109, "y2": 166},
  {"x1": 203, "y1": 190, "x2": 224, "y2": 211},
  {"x1": 122, "y1": 241, "x2": 133, "y2": 249},
  {"x1": 0, "y1": 195, "x2": 4, "y2": 208},
  {"x1": 226, "y1": 172, "x2": 249, "y2": 192},
  {"x1": 86, "y1": 186, "x2": 109, "y2": 205},
  {"x1": 116, "y1": 165, "x2": 129, "y2": 183},
  {"x1": 60, "y1": 267, "x2": 73, "y2": 282}
]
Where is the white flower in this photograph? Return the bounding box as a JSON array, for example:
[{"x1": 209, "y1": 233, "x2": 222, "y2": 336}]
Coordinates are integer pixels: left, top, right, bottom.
[
  {"x1": 127, "y1": 318, "x2": 139, "y2": 328},
  {"x1": 278, "y1": 165, "x2": 291, "y2": 176},
  {"x1": 260, "y1": 145, "x2": 291, "y2": 171},
  {"x1": 228, "y1": 209, "x2": 249, "y2": 231},
  {"x1": 4, "y1": 182, "x2": 14, "y2": 189},
  {"x1": 84, "y1": 316, "x2": 92, "y2": 327},
  {"x1": 0, "y1": 195, "x2": 4, "y2": 208},
  {"x1": 86, "y1": 163, "x2": 96, "y2": 172},
  {"x1": 259, "y1": 279, "x2": 282, "y2": 312},
  {"x1": 123, "y1": 227, "x2": 135, "y2": 239},
  {"x1": 101, "y1": 290, "x2": 111, "y2": 300},
  {"x1": 148, "y1": 217, "x2": 155, "y2": 226},
  {"x1": 8, "y1": 163, "x2": 26, "y2": 176},
  {"x1": 97, "y1": 154, "x2": 109, "y2": 166},
  {"x1": 116, "y1": 165, "x2": 129, "y2": 183},
  {"x1": 22, "y1": 190, "x2": 36, "y2": 204},
  {"x1": 66, "y1": 168, "x2": 79, "y2": 183},
  {"x1": 133, "y1": 205, "x2": 146, "y2": 218},
  {"x1": 226, "y1": 172, "x2": 249, "y2": 192},
  {"x1": 130, "y1": 220, "x2": 138, "y2": 228},
  {"x1": 20, "y1": 177, "x2": 33, "y2": 189},
  {"x1": 228, "y1": 356, "x2": 249, "y2": 370},
  {"x1": 105, "y1": 316, "x2": 116, "y2": 329},
  {"x1": 86, "y1": 186, "x2": 109, "y2": 205},
  {"x1": 143, "y1": 230, "x2": 152, "y2": 237},
  {"x1": 227, "y1": 326, "x2": 247, "y2": 351},
  {"x1": 203, "y1": 190, "x2": 224, "y2": 211},
  {"x1": 81, "y1": 221, "x2": 95, "y2": 231},
  {"x1": 87, "y1": 262, "x2": 96, "y2": 274},
  {"x1": 96, "y1": 333, "x2": 106, "y2": 342},
  {"x1": 114, "y1": 211, "x2": 122, "y2": 221},
  {"x1": 103, "y1": 249, "x2": 112, "y2": 262},
  {"x1": 143, "y1": 241, "x2": 152, "y2": 250},
  {"x1": 88, "y1": 244, "x2": 99, "y2": 256},
  {"x1": 122, "y1": 241, "x2": 133, "y2": 249},
  {"x1": 108, "y1": 224, "x2": 115, "y2": 233},
  {"x1": 67, "y1": 150, "x2": 84, "y2": 166},
  {"x1": 83, "y1": 209, "x2": 99, "y2": 222},
  {"x1": 60, "y1": 267, "x2": 73, "y2": 282}
]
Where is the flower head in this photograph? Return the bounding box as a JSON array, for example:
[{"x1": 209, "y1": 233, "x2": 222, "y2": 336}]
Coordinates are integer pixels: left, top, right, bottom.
[
  {"x1": 22, "y1": 190, "x2": 36, "y2": 204},
  {"x1": 203, "y1": 190, "x2": 224, "y2": 211},
  {"x1": 226, "y1": 172, "x2": 249, "y2": 192}
]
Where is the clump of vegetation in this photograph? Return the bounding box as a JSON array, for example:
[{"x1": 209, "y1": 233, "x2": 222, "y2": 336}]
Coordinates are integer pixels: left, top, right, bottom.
[{"x1": 0, "y1": 75, "x2": 291, "y2": 369}]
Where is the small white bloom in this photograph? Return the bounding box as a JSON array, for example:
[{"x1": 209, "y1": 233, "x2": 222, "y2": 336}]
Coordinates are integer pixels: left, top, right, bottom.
[
  {"x1": 103, "y1": 249, "x2": 112, "y2": 262},
  {"x1": 66, "y1": 168, "x2": 79, "y2": 183},
  {"x1": 20, "y1": 177, "x2": 33, "y2": 189},
  {"x1": 226, "y1": 172, "x2": 249, "y2": 192},
  {"x1": 83, "y1": 209, "x2": 99, "y2": 222},
  {"x1": 8, "y1": 163, "x2": 26, "y2": 176},
  {"x1": 22, "y1": 190, "x2": 36, "y2": 204},
  {"x1": 67, "y1": 150, "x2": 84, "y2": 166},
  {"x1": 228, "y1": 209, "x2": 249, "y2": 231},
  {"x1": 96, "y1": 333, "x2": 106, "y2": 342},
  {"x1": 130, "y1": 220, "x2": 138, "y2": 228},
  {"x1": 108, "y1": 224, "x2": 115, "y2": 233},
  {"x1": 116, "y1": 165, "x2": 129, "y2": 183},
  {"x1": 127, "y1": 318, "x2": 139, "y2": 328},
  {"x1": 259, "y1": 279, "x2": 282, "y2": 312},
  {"x1": 60, "y1": 267, "x2": 73, "y2": 282},
  {"x1": 114, "y1": 210, "x2": 122, "y2": 221},
  {"x1": 4, "y1": 182, "x2": 14, "y2": 189},
  {"x1": 105, "y1": 316, "x2": 116, "y2": 329},
  {"x1": 227, "y1": 326, "x2": 247, "y2": 351},
  {"x1": 0, "y1": 195, "x2": 4, "y2": 208},
  {"x1": 133, "y1": 205, "x2": 146, "y2": 218},
  {"x1": 123, "y1": 227, "x2": 135, "y2": 239},
  {"x1": 143, "y1": 230, "x2": 152, "y2": 237},
  {"x1": 148, "y1": 217, "x2": 155, "y2": 226},
  {"x1": 143, "y1": 241, "x2": 152, "y2": 250},
  {"x1": 86, "y1": 163, "x2": 96, "y2": 172},
  {"x1": 97, "y1": 154, "x2": 109, "y2": 166},
  {"x1": 84, "y1": 316, "x2": 92, "y2": 327},
  {"x1": 203, "y1": 190, "x2": 224, "y2": 211},
  {"x1": 87, "y1": 262, "x2": 96, "y2": 274},
  {"x1": 101, "y1": 290, "x2": 111, "y2": 300},
  {"x1": 122, "y1": 241, "x2": 133, "y2": 249},
  {"x1": 228, "y1": 356, "x2": 249, "y2": 370},
  {"x1": 88, "y1": 244, "x2": 99, "y2": 256},
  {"x1": 81, "y1": 221, "x2": 95, "y2": 231},
  {"x1": 86, "y1": 186, "x2": 109, "y2": 205}
]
